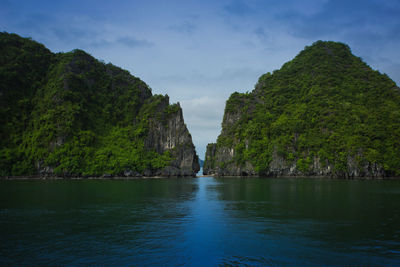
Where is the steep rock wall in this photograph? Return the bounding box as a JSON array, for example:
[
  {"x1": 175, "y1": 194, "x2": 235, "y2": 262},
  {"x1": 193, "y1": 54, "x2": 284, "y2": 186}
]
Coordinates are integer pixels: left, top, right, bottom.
[{"x1": 145, "y1": 97, "x2": 199, "y2": 176}]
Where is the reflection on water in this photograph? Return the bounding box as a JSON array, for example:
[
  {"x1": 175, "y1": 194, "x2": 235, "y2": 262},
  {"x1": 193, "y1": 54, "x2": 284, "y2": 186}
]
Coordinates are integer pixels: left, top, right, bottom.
[
  {"x1": 0, "y1": 177, "x2": 399, "y2": 266},
  {"x1": 212, "y1": 178, "x2": 400, "y2": 265}
]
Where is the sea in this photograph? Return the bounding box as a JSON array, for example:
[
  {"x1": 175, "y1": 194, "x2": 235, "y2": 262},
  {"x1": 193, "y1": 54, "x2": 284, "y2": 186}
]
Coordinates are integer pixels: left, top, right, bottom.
[{"x1": 1, "y1": 176, "x2": 399, "y2": 266}]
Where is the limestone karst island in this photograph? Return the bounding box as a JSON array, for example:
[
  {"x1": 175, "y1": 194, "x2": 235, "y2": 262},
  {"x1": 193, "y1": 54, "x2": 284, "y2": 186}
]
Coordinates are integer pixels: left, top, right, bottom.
[
  {"x1": 0, "y1": 32, "x2": 199, "y2": 178},
  {"x1": 1, "y1": 33, "x2": 400, "y2": 179},
  {"x1": 204, "y1": 41, "x2": 400, "y2": 178}
]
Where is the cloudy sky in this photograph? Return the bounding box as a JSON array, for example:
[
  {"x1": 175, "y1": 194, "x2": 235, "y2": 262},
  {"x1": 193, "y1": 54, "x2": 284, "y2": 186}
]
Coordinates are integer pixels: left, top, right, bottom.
[{"x1": 1, "y1": 0, "x2": 400, "y2": 158}]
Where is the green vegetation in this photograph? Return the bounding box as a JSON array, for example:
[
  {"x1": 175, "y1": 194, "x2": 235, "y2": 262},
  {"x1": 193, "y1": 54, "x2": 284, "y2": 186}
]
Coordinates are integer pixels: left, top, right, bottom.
[
  {"x1": 209, "y1": 41, "x2": 400, "y2": 176},
  {"x1": 0, "y1": 32, "x2": 179, "y2": 176}
]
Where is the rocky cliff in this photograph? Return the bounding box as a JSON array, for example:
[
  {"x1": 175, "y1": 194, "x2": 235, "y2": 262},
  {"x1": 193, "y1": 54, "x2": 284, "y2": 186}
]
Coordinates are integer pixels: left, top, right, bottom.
[
  {"x1": 144, "y1": 97, "x2": 199, "y2": 176},
  {"x1": 0, "y1": 32, "x2": 199, "y2": 177},
  {"x1": 204, "y1": 41, "x2": 400, "y2": 178}
]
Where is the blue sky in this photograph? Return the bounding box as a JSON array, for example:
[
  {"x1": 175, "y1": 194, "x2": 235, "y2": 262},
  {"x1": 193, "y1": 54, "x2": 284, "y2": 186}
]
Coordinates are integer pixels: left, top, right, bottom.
[{"x1": 2, "y1": 0, "x2": 400, "y2": 158}]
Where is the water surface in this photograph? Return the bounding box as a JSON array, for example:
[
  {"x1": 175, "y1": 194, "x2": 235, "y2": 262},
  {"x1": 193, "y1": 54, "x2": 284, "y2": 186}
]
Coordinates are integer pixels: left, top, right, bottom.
[{"x1": 0, "y1": 177, "x2": 399, "y2": 266}]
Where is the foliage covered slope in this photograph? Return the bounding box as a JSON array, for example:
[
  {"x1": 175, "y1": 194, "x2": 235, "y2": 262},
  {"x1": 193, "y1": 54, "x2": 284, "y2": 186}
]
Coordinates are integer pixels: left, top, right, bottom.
[
  {"x1": 0, "y1": 32, "x2": 199, "y2": 177},
  {"x1": 204, "y1": 41, "x2": 400, "y2": 178}
]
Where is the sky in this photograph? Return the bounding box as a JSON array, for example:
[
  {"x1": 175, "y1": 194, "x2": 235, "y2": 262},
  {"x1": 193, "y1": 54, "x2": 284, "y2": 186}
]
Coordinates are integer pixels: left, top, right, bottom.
[{"x1": 1, "y1": 0, "x2": 400, "y2": 158}]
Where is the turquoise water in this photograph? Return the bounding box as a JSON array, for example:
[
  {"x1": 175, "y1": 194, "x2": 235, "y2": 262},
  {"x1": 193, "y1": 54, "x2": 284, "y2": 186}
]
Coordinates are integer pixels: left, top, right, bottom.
[{"x1": 0, "y1": 177, "x2": 399, "y2": 266}]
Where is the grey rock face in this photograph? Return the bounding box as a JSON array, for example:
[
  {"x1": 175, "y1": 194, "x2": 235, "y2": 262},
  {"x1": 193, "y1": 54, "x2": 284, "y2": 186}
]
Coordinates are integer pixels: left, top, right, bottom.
[
  {"x1": 145, "y1": 96, "x2": 200, "y2": 177},
  {"x1": 204, "y1": 140, "x2": 388, "y2": 178},
  {"x1": 203, "y1": 103, "x2": 389, "y2": 179},
  {"x1": 203, "y1": 142, "x2": 256, "y2": 176}
]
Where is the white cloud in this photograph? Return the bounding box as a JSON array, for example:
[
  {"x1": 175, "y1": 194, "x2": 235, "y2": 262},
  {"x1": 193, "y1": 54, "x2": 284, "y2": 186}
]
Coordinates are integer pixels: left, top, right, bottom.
[{"x1": 180, "y1": 97, "x2": 226, "y2": 158}]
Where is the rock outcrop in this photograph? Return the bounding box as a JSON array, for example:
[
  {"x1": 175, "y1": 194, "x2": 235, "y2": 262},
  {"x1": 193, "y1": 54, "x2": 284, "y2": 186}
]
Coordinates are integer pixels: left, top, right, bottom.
[
  {"x1": 144, "y1": 97, "x2": 199, "y2": 176},
  {"x1": 204, "y1": 41, "x2": 400, "y2": 178}
]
